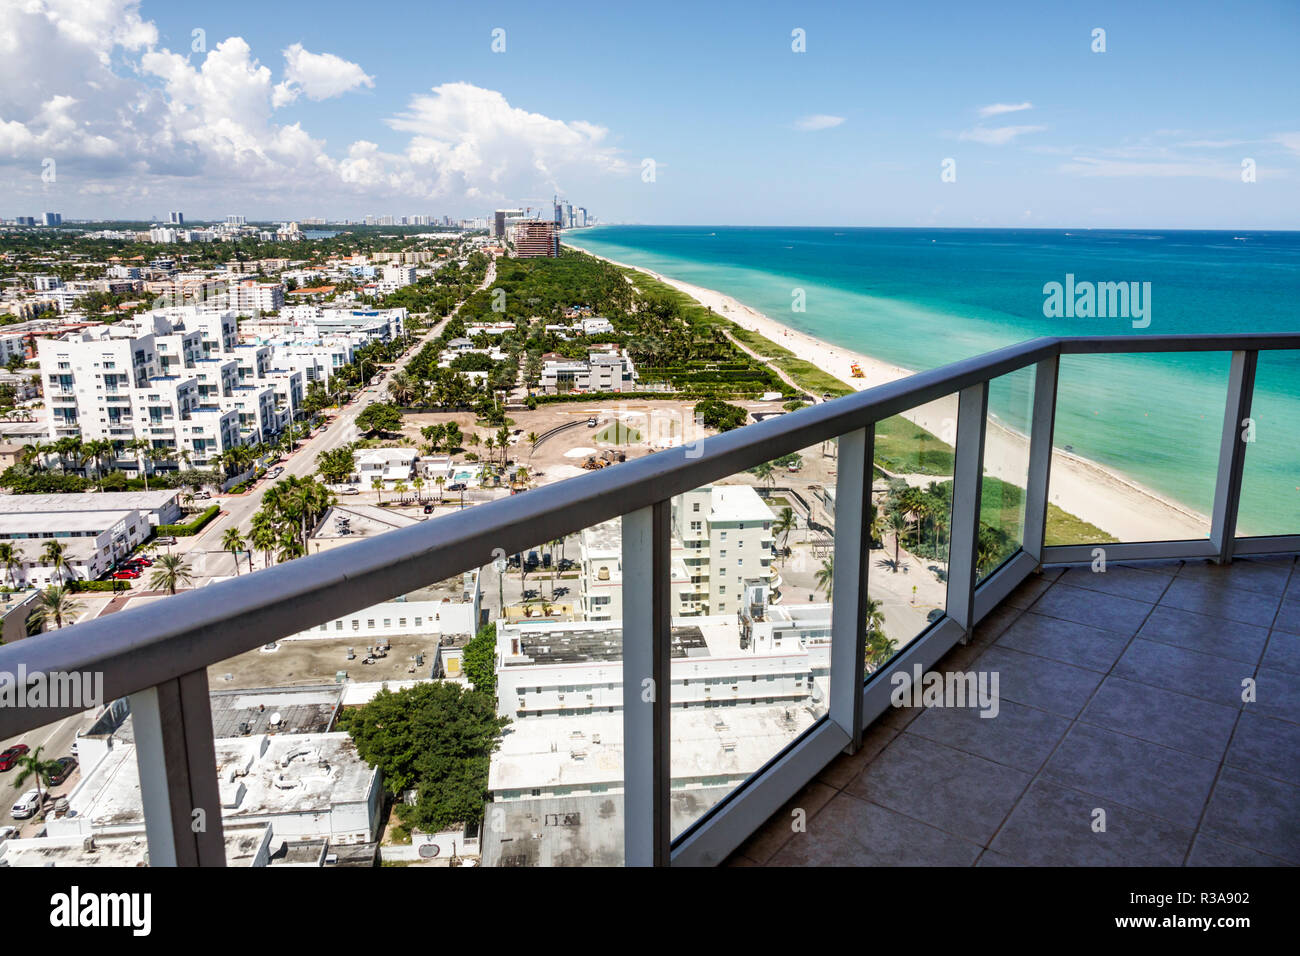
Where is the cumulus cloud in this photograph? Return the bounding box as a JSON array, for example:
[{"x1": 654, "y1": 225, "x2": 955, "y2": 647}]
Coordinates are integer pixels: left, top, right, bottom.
[
  {"x1": 0, "y1": 0, "x2": 628, "y2": 213},
  {"x1": 794, "y1": 114, "x2": 845, "y2": 131},
  {"x1": 977, "y1": 101, "x2": 1032, "y2": 117},
  {"x1": 958, "y1": 125, "x2": 1046, "y2": 145},
  {"x1": 273, "y1": 43, "x2": 374, "y2": 108}
]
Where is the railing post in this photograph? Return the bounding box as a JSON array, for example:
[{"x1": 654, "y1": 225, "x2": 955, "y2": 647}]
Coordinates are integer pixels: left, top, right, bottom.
[
  {"x1": 830, "y1": 426, "x2": 872, "y2": 750},
  {"x1": 129, "y1": 669, "x2": 226, "y2": 866},
  {"x1": 1022, "y1": 356, "x2": 1060, "y2": 565},
  {"x1": 946, "y1": 382, "x2": 990, "y2": 642},
  {"x1": 622, "y1": 502, "x2": 671, "y2": 866},
  {"x1": 1210, "y1": 350, "x2": 1258, "y2": 563}
]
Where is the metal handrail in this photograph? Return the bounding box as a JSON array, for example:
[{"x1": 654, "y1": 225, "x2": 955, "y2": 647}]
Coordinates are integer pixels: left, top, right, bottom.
[{"x1": 2, "y1": 331, "x2": 1297, "y2": 739}]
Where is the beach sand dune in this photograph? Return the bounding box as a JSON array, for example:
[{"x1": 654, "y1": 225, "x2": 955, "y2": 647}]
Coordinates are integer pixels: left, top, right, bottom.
[{"x1": 572, "y1": 245, "x2": 1211, "y2": 543}]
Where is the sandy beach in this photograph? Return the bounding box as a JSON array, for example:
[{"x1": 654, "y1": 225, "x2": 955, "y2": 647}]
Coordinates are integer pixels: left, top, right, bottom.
[{"x1": 566, "y1": 242, "x2": 1212, "y2": 543}]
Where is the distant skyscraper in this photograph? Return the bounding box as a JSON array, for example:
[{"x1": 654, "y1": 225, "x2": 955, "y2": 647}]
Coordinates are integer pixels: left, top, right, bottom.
[
  {"x1": 169, "y1": 211, "x2": 184, "y2": 225},
  {"x1": 511, "y1": 219, "x2": 560, "y2": 258},
  {"x1": 226, "y1": 215, "x2": 245, "y2": 226},
  {"x1": 578, "y1": 207, "x2": 588, "y2": 227},
  {"x1": 42, "y1": 212, "x2": 61, "y2": 226}
]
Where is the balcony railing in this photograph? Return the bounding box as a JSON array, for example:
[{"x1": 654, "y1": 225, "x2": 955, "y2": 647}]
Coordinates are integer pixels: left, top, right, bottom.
[{"x1": 1, "y1": 333, "x2": 1296, "y2": 866}]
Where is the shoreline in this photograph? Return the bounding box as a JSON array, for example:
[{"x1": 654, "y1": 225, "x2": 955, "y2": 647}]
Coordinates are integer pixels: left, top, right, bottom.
[{"x1": 563, "y1": 239, "x2": 1212, "y2": 543}]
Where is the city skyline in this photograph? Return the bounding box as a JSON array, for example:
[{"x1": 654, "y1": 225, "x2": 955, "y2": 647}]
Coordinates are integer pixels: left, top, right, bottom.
[{"x1": 2, "y1": 0, "x2": 1298, "y2": 228}]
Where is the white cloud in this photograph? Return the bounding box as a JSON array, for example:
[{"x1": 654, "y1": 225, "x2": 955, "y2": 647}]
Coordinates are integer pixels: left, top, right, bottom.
[
  {"x1": 1274, "y1": 132, "x2": 1300, "y2": 156},
  {"x1": 977, "y1": 101, "x2": 1032, "y2": 118},
  {"x1": 958, "y1": 125, "x2": 1046, "y2": 145},
  {"x1": 794, "y1": 114, "x2": 845, "y2": 131},
  {"x1": 0, "y1": 0, "x2": 629, "y2": 214},
  {"x1": 273, "y1": 43, "x2": 374, "y2": 108}
]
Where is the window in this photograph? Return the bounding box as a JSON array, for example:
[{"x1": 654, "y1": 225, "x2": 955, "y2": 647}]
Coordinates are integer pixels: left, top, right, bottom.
[
  {"x1": 719, "y1": 585, "x2": 726, "y2": 594},
  {"x1": 352, "y1": 620, "x2": 359, "y2": 630},
  {"x1": 383, "y1": 619, "x2": 391, "y2": 628},
  {"x1": 720, "y1": 531, "x2": 726, "y2": 541},
  {"x1": 335, "y1": 621, "x2": 343, "y2": 631},
  {"x1": 367, "y1": 620, "x2": 375, "y2": 629},
  {"x1": 692, "y1": 502, "x2": 700, "y2": 513}
]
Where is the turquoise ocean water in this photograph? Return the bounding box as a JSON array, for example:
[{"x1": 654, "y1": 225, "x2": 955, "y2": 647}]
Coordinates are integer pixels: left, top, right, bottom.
[{"x1": 563, "y1": 226, "x2": 1299, "y2": 537}]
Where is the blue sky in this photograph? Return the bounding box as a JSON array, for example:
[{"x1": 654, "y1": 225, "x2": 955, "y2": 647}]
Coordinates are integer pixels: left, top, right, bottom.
[{"x1": 3, "y1": 0, "x2": 1297, "y2": 226}]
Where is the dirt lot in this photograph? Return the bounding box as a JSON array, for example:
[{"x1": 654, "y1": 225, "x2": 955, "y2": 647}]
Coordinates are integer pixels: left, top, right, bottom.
[{"x1": 399, "y1": 397, "x2": 795, "y2": 485}]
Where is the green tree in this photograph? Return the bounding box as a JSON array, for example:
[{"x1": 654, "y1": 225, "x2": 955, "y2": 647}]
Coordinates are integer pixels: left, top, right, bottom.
[
  {"x1": 221, "y1": 528, "x2": 247, "y2": 575},
  {"x1": 149, "y1": 553, "x2": 194, "y2": 595},
  {"x1": 41, "y1": 540, "x2": 69, "y2": 586},
  {"x1": 772, "y1": 506, "x2": 796, "y2": 561},
  {"x1": 356, "y1": 401, "x2": 403, "y2": 436},
  {"x1": 338, "y1": 682, "x2": 509, "y2": 831},
  {"x1": 815, "y1": 555, "x2": 834, "y2": 600},
  {"x1": 11, "y1": 745, "x2": 63, "y2": 815},
  {"x1": 29, "y1": 585, "x2": 82, "y2": 631},
  {"x1": 462, "y1": 623, "x2": 498, "y2": 694},
  {"x1": 0, "y1": 541, "x2": 24, "y2": 590}
]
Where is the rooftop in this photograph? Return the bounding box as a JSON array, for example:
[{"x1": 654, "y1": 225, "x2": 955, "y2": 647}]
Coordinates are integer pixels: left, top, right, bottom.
[{"x1": 0, "y1": 490, "x2": 177, "y2": 514}]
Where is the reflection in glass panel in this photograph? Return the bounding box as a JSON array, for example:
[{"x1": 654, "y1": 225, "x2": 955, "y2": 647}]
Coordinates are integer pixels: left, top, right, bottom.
[
  {"x1": 669, "y1": 441, "x2": 830, "y2": 839},
  {"x1": 1237, "y1": 350, "x2": 1300, "y2": 538},
  {"x1": 1, "y1": 705, "x2": 128, "y2": 865},
  {"x1": 1045, "y1": 352, "x2": 1228, "y2": 545},
  {"x1": 868, "y1": 404, "x2": 956, "y2": 675},
  {"x1": 978, "y1": 367, "x2": 1036, "y2": 580}
]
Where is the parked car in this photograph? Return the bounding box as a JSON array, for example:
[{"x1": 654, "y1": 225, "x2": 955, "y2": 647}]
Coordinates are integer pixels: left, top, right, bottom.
[
  {"x1": 11, "y1": 790, "x2": 42, "y2": 819},
  {"x1": 340, "y1": 487, "x2": 359, "y2": 495},
  {"x1": 0, "y1": 826, "x2": 16, "y2": 843},
  {"x1": 154, "y1": 535, "x2": 177, "y2": 546},
  {"x1": 48, "y1": 756, "x2": 77, "y2": 786},
  {"x1": 268, "y1": 467, "x2": 284, "y2": 479},
  {"x1": 126, "y1": 557, "x2": 152, "y2": 567},
  {"x1": 193, "y1": 490, "x2": 211, "y2": 499},
  {"x1": 0, "y1": 744, "x2": 29, "y2": 771},
  {"x1": 586, "y1": 418, "x2": 598, "y2": 427},
  {"x1": 423, "y1": 504, "x2": 434, "y2": 514},
  {"x1": 111, "y1": 569, "x2": 140, "y2": 580},
  {"x1": 448, "y1": 482, "x2": 467, "y2": 492}
]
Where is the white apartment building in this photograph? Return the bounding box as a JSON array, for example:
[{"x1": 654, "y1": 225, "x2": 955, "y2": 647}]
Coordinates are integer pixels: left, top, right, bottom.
[
  {"x1": 0, "y1": 332, "x2": 27, "y2": 364},
  {"x1": 539, "y1": 349, "x2": 637, "y2": 394},
  {"x1": 577, "y1": 518, "x2": 693, "y2": 623},
  {"x1": 307, "y1": 308, "x2": 406, "y2": 343},
  {"x1": 38, "y1": 307, "x2": 302, "y2": 469},
  {"x1": 228, "y1": 280, "x2": 285, "y2": 315},
  {"x1": 0, "y1": 508, "x2": 153, "y2": 585},
  {"x1": 673, "y1": 484, "x2": 780, "y2": 617},
  {"x1": 378, "y1": 264, "x2": 417, "y2": 293},
  {"x1": 356, "y1": 447, "x2": 418, "y2": 486}
]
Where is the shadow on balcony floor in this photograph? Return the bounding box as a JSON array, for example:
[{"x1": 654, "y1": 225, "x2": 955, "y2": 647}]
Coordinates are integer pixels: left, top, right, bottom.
[{"x1": 726, "y1": 556, "x2": 1300, "y2": 866}]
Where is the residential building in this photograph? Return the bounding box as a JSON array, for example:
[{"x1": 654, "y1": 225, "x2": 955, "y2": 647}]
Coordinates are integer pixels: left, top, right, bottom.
[
  {"x1": 510, "y1": 219, "x2": 560, "y2": 258},
  {"x1": 673, "y1": 484, "x2": 780, "y2": 617}
]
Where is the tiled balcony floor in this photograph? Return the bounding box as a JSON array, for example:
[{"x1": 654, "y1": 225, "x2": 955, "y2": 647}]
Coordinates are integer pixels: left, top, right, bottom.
[{"x1": 726, "y1": 556, "x2": 1300, "y2": 867}]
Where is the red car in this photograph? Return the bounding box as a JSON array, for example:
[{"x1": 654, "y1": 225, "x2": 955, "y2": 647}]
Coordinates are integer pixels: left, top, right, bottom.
[
  {"x1": 0, "y1": 745, "x2": 29, "y2": 771},
  {"x1": 111, "y1": 569, "x2": 140, "y2": 580},
  {"x1": 127, "y1": 557, "x2": 153, "y2": 567}
]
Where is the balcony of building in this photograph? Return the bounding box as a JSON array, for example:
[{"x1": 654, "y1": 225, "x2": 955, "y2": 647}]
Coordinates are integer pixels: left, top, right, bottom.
[{"x1": 0, "y1": 333, "x2": 1295, "y2": 867}]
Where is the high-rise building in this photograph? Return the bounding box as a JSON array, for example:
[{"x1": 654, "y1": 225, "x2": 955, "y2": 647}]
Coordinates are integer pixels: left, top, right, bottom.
[
  {"x1": 169, "y1": 211, "x2": 184, "y2": 225},
  {"x1": 511, "y1": 219, "x2": 560, "y2": 258},
  {"x1": 226, "y1": 215, "x2": 246, "y2": 226},
  {"x1": 42, "y1": 212, "x2": 62, "y2": 226}
]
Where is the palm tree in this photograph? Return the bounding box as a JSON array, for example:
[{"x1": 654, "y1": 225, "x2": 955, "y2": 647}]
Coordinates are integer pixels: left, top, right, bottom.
[
  {"x1": 888, "y1": 510, "x2": 909, "y2": 570},
  {"x1": 527, "y1": 431, "x2": 540, "y2": 456},
  {"x1": 250, "y1": 512, "x2": 277, "y2": 568},
  {"x1": 751, "y1": 461, "x2": 775, "y2": 493},
  {"x1": 0, "y1": 541, "x2": 24, "y2": 591},
  {"x1": 149, "y1": 553, "x2": 194, "y2": 595},
  {"x1": 412, "y1": 476, "x2": 424, "y2": 502},
  {"x1": 393, "y1": 480, "x2": 408, "y2": 503},
  {"x1": 29, "y1": 586, "x2": 83, "y2": 631},
  {"x1": 864, "y1": 598, "x2": 895, "y2": 672},
  {"x1": 127, "y1": 437, "x2": 153, "y2": 490},
  {"x1": 41, "y1": 540, "x2": 68, "y2": 586},
  {"x1": 221, "y1": 528, "x2": 246, "y2": 575},
  {"x1": 435, "y1": 475, "x2": 446, "y2": 503},
  {"x1": 772, "y1": 507, "x2": 796, "y2": 561},
  {"x1": 371, "y1": 476, "x2": 384, "y2": 503},
  {"x1": 12, "y1": 745, "x2": 62, "y2": 817},
  {"x1": 815, "y1": 556, "x2": 834, "y2": 600}
]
